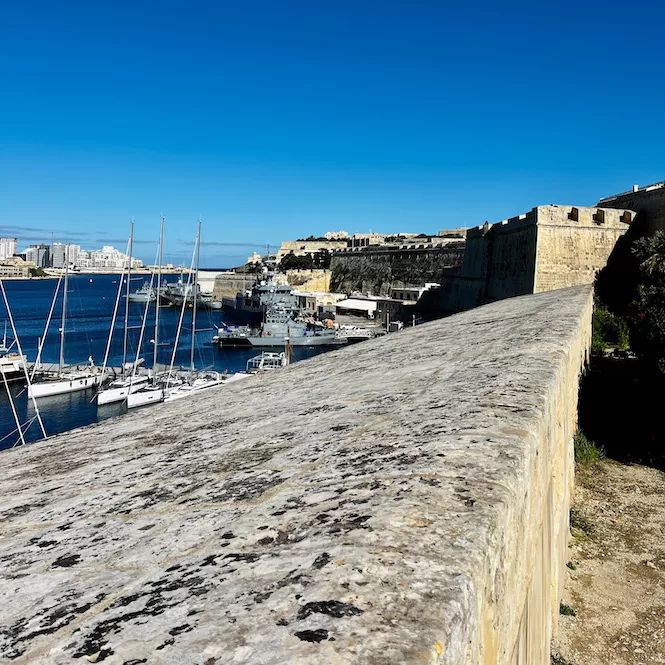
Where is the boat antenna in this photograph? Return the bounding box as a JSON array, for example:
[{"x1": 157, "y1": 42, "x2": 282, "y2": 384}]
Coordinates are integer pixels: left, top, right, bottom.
[
  {"x1": 122, "y1": 219, "x2": 134, "y2": 374},
  {"x1": 153, "y1": 215, "x2": 164, "y2": 372},
  {"x1": 0, "y1": 279, "x2": 47, "y2": 440},
  {"x1": 190, "y1": 220, "x2": 201, "y2": 373},
  {"x1": 59, "y1": 245, "x2": 69, "y2": 374}
]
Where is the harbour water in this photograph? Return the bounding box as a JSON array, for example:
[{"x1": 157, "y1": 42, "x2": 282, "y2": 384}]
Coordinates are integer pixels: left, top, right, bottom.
[{"x1": 0, "y1": 275, "x2": 332, "y2": 451}]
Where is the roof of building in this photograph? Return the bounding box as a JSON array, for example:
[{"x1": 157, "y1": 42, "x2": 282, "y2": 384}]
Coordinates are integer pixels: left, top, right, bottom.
[{"x1": 335, "y1": 298, "x2": 378, "y2": 312}]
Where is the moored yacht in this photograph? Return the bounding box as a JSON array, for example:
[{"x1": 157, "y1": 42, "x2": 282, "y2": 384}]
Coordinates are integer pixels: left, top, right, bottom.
[
  {"x1": 97, "y1": 374, "x2": 150, "y2": 405},
  {"x1": 28, "y1": 246, "x2": 107, "y2": 399}
]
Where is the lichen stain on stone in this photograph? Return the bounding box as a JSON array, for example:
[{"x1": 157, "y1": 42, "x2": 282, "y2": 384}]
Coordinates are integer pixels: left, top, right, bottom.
[
  {"x1": 297, "y1": 601, "x2": 364, "y2": 620},
  {"x1": 52, "y1": 553, "x2": 81, "y2": 568},
  {"x1": 293, "y1": 628, "x2": 329, "y2": 642}
]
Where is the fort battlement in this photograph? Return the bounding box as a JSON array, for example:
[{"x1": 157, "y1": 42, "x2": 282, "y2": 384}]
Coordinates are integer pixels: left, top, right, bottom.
[
  {"x1": 0, "y1": 285, "x2": 592, "y2": 665},
  {"x1": 438, "y1": 204, "x2": 633, "y2": 312}
]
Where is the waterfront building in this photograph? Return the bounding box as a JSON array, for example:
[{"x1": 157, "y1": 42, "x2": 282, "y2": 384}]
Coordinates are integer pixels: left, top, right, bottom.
[
  {"x1": 24, "y1": 244, "x2": 50, "y2": 268},
  {"x1": 0, "y1": 257, "x2": 30, "y2": 278},
  {"x1": 0, "y1": 238, "x2": 17, "y2": 260},
  {"x1": 52, "y1": 243, "x2": 81, "y2": 268},
  {"x1": 78, "y1": 246, "x2": 143, "y2": 269}
]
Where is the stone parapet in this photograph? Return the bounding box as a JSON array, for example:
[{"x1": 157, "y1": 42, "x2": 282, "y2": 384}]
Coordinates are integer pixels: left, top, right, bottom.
[{"x1": 0, "y1": 286, "x2": 593, "y2": 664}]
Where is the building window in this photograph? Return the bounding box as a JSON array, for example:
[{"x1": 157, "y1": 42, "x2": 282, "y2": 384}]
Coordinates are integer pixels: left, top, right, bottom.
[
  {"x1": 621, "y1": 211, "x2": 632, "y2": 224},
  {"x1": 592, "y1": 209, "x2": 605, "y2": 225},
  {"x1": 568, "y1": 207, "x2": 579, "y2": 222}
]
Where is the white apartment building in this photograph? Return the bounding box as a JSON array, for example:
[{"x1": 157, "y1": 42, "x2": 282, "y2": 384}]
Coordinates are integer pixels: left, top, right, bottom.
[
  {"x1": 52, "y1": 243, "x2": 81, "y2": 268},
  {"x1": 78, "y1": 246, "x2": 143, "y2": 269},
  {"x1": 0, "y1": 238, "x2": 17, "y2": 260}
]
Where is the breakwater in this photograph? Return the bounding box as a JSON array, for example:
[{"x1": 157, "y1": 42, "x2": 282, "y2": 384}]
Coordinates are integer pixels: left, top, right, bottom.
[{"x1": 0, "y1": 285, "x2": 593, "y2": 664}]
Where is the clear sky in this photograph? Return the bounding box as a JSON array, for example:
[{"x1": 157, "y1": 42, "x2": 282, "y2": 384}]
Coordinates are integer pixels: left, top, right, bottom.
[{"x1": 1, "y1": 0, "x2": 664, "y2": 267}]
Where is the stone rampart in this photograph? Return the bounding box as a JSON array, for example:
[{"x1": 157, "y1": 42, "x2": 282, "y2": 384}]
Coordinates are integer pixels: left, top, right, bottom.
[
  {"x1": 285, "y1": 268, "x2": 332, "y2": 292},
  {"x1": 212, "y1": 272, "x2": 258, "y2": 300},
  {"x1": 598, "y1": 180, "x2": 665, "y2": 234},
  {"x1": 436, "y1": 205, "x2": 632, "y2": 313},
  {"x1": 533, "y1": 205, "x2": 630, "y2": 293},
  {"x1": 0, "y1": 286, "x2": 593, "y2": 664}
]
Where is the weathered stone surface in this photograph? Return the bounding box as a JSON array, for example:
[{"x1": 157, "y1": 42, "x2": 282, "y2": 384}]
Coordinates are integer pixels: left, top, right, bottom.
[{"x1": 0, "y1": 286, "x2": 592, "y2": 665}]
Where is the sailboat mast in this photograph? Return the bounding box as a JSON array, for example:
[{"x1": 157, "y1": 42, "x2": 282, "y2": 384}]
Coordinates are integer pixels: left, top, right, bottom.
[
  {"x1": 153, "y1": 216, "x2": 164, "y2": 371},
  {"x1": 122, "y1": 220, "x2": 134, "y2": 372},
  {"x1": 190, "y1": 220, "x2": 201, "y2": 373},
  {"x1": 59, "y1": 245, "x2": 69, "y2": 374}
]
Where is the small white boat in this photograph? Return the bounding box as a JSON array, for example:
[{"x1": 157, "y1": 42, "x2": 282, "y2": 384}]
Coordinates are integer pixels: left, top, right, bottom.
[
  {"x1": 245, "y1": 351, "x2": 288, "y2": 373},
  {"x1": 0, "y1": 348, "x2": 27, "y2": 382},
  {"x1": 334, "y1": 325, "x2": 375, "y2": 344},
  {"x1": 97, "y1": 375, "x2": 150, "y2": 405},
  {"x1": 0, "y1": 324, "x2": 29, "y2": 381}
]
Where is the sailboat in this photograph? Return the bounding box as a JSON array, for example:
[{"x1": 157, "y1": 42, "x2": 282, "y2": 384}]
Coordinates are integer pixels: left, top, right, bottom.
[
  {"x1": 96, "y1": 223, "x2": 150, "y2": 405},
  {"x1": 28, "y1": 245, "x2": 105, "y2": 399},
  {"x1": 162, "y1": 221, "x2": 252, "y2": 402},
  {"x1": 128, "y1": 221, "x2": 251, "y2": 408},
  {"x1": 127, "y1": 217, "x2": 170, "y2": 408}
]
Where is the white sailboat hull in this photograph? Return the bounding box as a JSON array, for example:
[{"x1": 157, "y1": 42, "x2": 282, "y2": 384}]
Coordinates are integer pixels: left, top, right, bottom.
[
  {"x1": 126, "y1": 386, "x2": 165, "y2": 409},
  {"x1": 97, "y1": 377, "x2": 150, "y2": 405},
  {"x1": 28, "y1": 372, "x2": 103, "y2": 399},
  {"x1": 162, "y1": 372, "x2": 252, "y2": 403}
]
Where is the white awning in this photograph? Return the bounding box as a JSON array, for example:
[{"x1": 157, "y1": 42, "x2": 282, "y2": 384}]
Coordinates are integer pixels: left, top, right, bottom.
[{"x1": 335, "y1": 298, "x2": 378, "y2": 313}]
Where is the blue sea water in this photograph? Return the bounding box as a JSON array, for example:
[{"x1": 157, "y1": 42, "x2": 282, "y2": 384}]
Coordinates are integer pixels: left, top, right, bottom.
[{"x1": 0, "y1": 275, "x2": 331, "y2": 450}]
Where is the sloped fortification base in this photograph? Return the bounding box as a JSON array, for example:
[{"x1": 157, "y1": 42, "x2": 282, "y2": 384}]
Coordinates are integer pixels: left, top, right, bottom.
[{"x1": 0, "y1": 286, "x2": 592, "y2": 665}]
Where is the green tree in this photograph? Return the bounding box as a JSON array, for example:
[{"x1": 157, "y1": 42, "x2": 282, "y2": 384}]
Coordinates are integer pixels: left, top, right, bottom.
[
  {"x1": 628, "y1": 231, "x2": 665, "y2": 371},
  {"x1": 280, "y1": 253, "x2": 314, "y2": 270}
]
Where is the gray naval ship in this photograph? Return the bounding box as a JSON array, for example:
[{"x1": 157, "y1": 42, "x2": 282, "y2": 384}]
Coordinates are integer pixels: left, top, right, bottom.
[
  {"x1": 221, "y1": 269, "x2": 298, "y2": 325},
  {"x1": 213, "y1": 304, "x2": 341, "y2": 348}
]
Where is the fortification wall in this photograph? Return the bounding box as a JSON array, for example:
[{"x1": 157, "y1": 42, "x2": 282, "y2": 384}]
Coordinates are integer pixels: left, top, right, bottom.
[
  {"x1": 0, "y1": 286, "x2": 593, "y2": 665},
  {"x1": 212, "y1": 272, "x2": 258, "y2": 299},
  {"x1": 598, "y1": 181, "x2": 665, "y2": 234},
  {"x1": 277, "y1": 240, "x2": 347, "y2": 262},
  {"x1": 285, "y1": 268, "x2": 331, "y2": 292},
  {"x1": 330, "y1": 244, "x2": 464, "y2": 295},
  {"x1": 435, "y1": 205, "x2": 631, "y2": 313},
  {"x1": 534, "y1": 205, "x2": 631, "y2": 293}
]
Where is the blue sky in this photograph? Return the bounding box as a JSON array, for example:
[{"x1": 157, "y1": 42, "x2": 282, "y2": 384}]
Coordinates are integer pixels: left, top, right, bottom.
[{"x1": 1, "y1": 0, "x2": 664, "y2": 267}]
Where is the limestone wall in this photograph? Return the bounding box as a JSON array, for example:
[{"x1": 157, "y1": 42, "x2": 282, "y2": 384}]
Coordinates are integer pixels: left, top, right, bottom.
[
  {"x1": 534, "y1": 206, "x2": 631, "y2": 293},
  {"x1": 435, "y1": 205, "x2": 631, "y2": 313},
  {"x1": 0, "y1": 286, "x2": 593, "y2": 664},
  {"x1": 212, "y1": 272, "x2": 258, "y2": 299},
  {"x1": 285, "y1": 268, "x2": 332, "y2": 292},
  {"x1": 276, "y1": 240, "x2": 347, "y2": 262},
  {"x1": 598, "y1": 181, "x2": 665, "y2": 234}
]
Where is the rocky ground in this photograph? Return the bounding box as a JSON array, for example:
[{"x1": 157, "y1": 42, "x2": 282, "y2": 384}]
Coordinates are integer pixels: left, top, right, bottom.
[{"x1": 551, "y1": 459, "x2": 665, "y2": 664}]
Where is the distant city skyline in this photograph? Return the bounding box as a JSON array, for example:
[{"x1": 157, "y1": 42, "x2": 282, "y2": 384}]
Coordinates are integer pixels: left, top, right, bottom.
[{"x1": 2, "y1": 0, "x2": 664, "y2": 268}]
